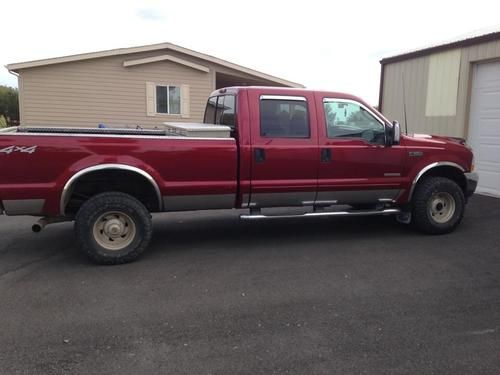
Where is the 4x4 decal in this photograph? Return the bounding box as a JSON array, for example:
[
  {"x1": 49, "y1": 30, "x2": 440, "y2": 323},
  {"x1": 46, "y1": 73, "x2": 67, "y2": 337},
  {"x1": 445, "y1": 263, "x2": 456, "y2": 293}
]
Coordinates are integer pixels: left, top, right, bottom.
[{"x1": 0, "y1": 145, "x2": 38, "y2": 154}]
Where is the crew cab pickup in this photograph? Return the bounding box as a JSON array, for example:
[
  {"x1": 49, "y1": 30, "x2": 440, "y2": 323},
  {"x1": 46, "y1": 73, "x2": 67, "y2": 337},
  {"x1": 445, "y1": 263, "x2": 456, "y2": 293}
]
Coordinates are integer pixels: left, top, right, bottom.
[{"x1": 0, "y1": 87, "x2": 478, "y2": 264}]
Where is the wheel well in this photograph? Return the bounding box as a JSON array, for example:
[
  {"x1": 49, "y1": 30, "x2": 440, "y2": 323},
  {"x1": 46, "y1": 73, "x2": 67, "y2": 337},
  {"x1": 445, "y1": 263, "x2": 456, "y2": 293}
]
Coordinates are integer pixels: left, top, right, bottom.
[
  {"x1": 64, "y1": 169, "x2": 161, "y2": 215},
  {"x1": 416, "y1": 166, "x2": 467, "y2": 194}
]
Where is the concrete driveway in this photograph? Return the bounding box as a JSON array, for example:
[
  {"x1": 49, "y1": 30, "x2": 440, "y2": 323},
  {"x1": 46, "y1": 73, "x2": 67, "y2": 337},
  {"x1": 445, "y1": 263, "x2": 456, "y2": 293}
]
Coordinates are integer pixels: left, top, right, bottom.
[{"x1": 0, "y1": 195, "x2": 499, "y2": 374}]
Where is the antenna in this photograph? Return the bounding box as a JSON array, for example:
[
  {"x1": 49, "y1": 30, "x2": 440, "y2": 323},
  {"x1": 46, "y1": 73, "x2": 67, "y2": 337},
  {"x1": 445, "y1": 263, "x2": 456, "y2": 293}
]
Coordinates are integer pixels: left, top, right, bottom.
[{"x1": 401, "y1": 72, "x2": 409, "y2": 135}]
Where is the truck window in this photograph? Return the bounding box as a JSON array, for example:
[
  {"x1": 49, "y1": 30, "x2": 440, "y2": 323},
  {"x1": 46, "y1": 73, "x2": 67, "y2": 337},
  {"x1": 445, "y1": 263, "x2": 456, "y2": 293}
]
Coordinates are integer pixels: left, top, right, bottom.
[
  {"x1": 323, "y1": 100, "x2": 385, "y2": 144},
  {"x1": 216, "y1": 96, "x2": 236, "y2": 127},
  {"x1": 203, "y1": 95, "x2": 236, "y2": 129},
  {"x1": 204, "y1": 96, "x2": 218, "y2": 124},
  {"x1": 260, "y1": 97, "x2": 310, "y2": 138}
]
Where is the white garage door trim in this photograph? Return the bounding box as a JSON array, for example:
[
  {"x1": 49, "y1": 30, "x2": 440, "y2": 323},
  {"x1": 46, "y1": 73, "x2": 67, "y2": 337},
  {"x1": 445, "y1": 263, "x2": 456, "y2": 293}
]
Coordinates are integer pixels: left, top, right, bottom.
[{"x1": 468, "y1": 60, "x2": 500, "y2": 197}]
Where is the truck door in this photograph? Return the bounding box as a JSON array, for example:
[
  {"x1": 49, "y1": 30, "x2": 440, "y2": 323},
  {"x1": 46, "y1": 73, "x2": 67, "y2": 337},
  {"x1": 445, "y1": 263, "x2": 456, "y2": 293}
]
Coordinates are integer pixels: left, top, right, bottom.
[
  {"x1": 248, "y1": 92, "x2": 319, "y2": 207},
  {"x1": 315, "y1": 94, "x2": 407, "y2": 204}
]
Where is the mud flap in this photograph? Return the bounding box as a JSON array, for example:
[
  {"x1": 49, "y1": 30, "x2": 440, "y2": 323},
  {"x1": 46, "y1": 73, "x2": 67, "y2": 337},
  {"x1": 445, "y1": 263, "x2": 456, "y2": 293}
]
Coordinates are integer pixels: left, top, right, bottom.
[{"x1": 396, "y1": 211, "x2": 412, "y2": 224}]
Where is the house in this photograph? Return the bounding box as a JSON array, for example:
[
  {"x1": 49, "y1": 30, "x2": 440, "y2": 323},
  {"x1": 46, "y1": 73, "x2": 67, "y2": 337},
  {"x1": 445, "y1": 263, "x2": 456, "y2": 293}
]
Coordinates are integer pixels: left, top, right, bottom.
[
  {"x1": 6, "y1": 42, "x2": 303, "y2": 128},
  {"x1": 379, "y1": 28, "x2": 500, "y2": 197}
]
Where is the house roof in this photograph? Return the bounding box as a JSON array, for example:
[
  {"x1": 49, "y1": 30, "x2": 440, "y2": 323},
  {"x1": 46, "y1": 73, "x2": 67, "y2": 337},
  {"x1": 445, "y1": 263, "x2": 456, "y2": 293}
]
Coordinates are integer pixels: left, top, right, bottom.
[
  {"x1": 380, "y1": 25, "x2": 500, "y2": 65},
  {"x1": 6, "y1": 42, "x2": 304, "y2": 88}
]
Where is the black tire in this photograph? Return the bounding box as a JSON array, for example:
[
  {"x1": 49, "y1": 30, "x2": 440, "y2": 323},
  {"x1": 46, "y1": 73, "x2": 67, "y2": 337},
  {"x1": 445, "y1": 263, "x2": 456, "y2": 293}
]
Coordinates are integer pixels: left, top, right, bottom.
[
  {"x1": 75, "y1": 192, "x2": 153, "y2": 265},
  {"x1": 412, "y1": 177, "x2": 465, "y2": 234}
]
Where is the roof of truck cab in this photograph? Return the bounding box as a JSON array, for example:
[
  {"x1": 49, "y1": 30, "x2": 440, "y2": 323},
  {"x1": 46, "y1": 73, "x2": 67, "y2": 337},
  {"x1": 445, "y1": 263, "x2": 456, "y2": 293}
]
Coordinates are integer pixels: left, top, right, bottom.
[{"x1": 212, "y1": 86, "x2": 367, "y2": 103}]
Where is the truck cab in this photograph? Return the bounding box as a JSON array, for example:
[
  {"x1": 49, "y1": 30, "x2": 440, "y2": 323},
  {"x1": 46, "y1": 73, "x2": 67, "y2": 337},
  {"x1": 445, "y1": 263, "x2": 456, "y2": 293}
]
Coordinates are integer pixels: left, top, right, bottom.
[{"x1": 203, "y1": 86, "x2": 476, "y2": 211}]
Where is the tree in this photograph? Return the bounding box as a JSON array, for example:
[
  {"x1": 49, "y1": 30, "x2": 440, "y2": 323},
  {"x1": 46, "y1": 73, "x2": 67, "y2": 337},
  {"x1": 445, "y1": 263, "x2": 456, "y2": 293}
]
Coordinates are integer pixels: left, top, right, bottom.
[{"x1": 0, "y1": 85, "x2": 19, "y2": 126}]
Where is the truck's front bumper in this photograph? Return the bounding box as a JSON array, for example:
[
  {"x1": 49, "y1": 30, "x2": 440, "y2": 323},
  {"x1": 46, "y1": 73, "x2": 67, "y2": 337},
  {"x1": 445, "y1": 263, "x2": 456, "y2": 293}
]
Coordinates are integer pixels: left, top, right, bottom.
[{"x1": 465, "y1": 172, "x2": 479, "y2": 197}]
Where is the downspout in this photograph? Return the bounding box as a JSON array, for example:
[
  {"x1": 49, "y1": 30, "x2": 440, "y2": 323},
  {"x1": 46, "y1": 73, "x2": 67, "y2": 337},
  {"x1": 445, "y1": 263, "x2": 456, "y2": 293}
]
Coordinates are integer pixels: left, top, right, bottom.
[
  {"x1": 7, "y1": 68, "x2": 19, "y2": 78},
  {"x1": 6, "y1": 68, "x2": 20, "y2": 126},
  {"x1": 378, "y1": 62, "x2": 385, "y2": 112}
]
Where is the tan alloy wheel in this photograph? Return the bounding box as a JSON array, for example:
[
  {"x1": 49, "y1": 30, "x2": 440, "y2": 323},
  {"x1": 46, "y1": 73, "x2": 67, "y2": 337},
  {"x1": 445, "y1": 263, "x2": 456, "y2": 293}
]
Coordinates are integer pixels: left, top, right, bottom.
[
  {"x1": 428, "y1": 192, "x2": 456, "y2": 224},
  {"x1": 92, "y1": 211, "x2": 137, "y2": 251}
]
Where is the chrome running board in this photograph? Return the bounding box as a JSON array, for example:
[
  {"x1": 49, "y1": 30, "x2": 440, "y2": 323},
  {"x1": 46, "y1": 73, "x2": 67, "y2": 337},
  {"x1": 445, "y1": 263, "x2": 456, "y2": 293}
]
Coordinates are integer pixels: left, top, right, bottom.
[{"x1": 240, "y1": 208, "x2": 401, "y2": 220}]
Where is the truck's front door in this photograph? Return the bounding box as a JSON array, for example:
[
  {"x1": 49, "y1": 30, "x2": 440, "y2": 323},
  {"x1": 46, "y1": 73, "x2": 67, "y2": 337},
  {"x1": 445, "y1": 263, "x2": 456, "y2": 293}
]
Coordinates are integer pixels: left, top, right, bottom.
[
  {"x1": 247, "y1": 92, "x2": 319, "y2": 208},
  {"x1": 315, "y1": 95, "x2": 407, "y2": 204}
]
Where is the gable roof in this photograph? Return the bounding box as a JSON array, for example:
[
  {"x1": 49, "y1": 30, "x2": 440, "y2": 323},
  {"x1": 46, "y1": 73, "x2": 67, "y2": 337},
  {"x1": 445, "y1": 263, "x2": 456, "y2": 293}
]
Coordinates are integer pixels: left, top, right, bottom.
[
  {"x1": 122, "y1": 54, "x2": 210, "y2": 72},
  {"x1": 6, "y1": 42, "x2": 304, "y2": 88},
  {"x1": 381, "y1": 25, "x2": 500, "y2": 65}
]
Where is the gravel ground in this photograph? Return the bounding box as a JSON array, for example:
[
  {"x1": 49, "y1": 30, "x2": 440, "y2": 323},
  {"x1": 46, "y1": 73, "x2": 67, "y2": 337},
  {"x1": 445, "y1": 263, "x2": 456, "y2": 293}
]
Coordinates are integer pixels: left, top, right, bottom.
[{"x1": 0, "y1": 194, "x2": 499, "y2": 374}]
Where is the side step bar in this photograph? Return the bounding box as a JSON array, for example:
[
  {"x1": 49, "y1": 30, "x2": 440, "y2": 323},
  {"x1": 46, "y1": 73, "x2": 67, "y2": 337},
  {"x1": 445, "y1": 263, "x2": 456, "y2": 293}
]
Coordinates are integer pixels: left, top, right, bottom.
[{"x1": 240, "y1": 208, "x2": 401, "y2": 220}]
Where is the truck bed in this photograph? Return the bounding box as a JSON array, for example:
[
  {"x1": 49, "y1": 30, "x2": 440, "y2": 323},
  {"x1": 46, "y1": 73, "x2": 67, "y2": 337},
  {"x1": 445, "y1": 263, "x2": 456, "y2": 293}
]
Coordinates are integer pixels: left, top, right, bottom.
[{"x1": 0, "y1": 125, "x2": 239, "y2": 217}]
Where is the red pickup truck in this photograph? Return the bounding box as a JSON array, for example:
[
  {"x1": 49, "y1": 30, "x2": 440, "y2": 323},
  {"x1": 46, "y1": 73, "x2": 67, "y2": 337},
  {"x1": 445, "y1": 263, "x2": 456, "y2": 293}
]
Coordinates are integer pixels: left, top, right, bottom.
[{"x1": 0, "y1": 86, "x2": 478, "y2": 264}]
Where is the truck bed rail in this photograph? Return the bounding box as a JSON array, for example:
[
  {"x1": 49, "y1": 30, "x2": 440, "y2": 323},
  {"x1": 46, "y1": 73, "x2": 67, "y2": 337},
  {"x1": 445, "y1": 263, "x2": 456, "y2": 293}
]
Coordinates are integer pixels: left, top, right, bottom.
[{"x1": 17, "y1": 126, "x2": 168, "y2": 136}]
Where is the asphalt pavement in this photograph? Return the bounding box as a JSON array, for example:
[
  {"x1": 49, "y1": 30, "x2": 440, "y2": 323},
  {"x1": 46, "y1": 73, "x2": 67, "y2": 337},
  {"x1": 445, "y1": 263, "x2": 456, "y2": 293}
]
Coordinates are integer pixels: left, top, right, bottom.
[{"x1": 0, "y1": 195, "x2": 499, "y2": 374}]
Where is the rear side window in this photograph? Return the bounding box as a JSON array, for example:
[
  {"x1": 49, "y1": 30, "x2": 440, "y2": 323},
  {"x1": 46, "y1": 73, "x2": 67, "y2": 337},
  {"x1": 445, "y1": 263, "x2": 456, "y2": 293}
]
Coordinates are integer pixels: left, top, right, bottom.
[
  {"x1": 216, "y1": 95, "x2": 236, "y2": 127},
  {"x1": 260, "y1": 96, "x2": 310, "y2": 138},
  {"x1": 204, "y1": 96, "x2": 218, "y2": 124},
  {"x1": 204, "y1": 95, "x2": 236, "y2": 128}
]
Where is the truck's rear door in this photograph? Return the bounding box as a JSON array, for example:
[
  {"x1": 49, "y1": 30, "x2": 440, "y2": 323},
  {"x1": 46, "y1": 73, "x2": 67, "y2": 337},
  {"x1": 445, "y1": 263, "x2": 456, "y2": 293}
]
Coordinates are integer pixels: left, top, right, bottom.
[{"x1": 247, "y1": 90, "x2": 319, "y2": 207}]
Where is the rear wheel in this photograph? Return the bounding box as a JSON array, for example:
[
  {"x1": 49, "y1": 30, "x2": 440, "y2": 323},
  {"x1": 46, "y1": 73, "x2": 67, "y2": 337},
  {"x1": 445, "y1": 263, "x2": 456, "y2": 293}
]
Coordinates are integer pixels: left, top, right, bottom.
[
  {"x1": 412, "y1": 177, "x2": 465, "y2": 234},
  {"x1": 75, "y1": 192, "x2": 153, "y2": 264}
]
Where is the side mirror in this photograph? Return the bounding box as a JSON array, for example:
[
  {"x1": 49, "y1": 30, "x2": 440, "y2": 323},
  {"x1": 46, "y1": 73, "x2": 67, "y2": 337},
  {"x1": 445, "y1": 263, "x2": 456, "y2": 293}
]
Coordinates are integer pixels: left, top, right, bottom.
[
  {"x1": 392, "y1": 120, "x2": 401, "y2": 145},
  {"x1": 386, "y1": 121, "x2": 401, "y2": 146}
]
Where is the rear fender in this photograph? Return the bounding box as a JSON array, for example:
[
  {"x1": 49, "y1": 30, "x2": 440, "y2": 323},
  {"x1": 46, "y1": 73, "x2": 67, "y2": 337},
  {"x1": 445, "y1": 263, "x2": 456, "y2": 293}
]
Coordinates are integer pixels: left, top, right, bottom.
[{"x1": 57, "y1": 159, "x2": 163, "y2": 216}]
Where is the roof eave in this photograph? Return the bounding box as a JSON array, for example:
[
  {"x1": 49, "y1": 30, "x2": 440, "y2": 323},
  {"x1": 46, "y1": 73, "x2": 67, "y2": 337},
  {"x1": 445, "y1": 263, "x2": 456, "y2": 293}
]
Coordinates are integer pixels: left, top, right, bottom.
[
  {"x1": 6, "y1": 42, "x2": 304, "y2": 88},
  {"x1": 6, "y1": 42, "x2": 174, "y2": 72},
  {"x1": 380, "y1": 30, "x2": 500, "y2": 65}
]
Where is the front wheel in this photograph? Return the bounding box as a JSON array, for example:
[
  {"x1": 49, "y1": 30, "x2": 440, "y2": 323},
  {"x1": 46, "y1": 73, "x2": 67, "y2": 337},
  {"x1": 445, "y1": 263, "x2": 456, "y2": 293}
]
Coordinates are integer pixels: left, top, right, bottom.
[
  {"x1": 412, "y1": 177, "x2": 465, "y2": 234},
  {"x1": 75, "y1": 192, "x2": 153, "y2": 264}
]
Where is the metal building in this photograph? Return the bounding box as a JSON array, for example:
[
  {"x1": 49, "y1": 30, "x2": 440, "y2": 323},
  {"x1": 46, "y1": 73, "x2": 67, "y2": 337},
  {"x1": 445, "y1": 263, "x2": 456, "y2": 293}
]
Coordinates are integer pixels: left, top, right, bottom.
[{"x1": 379, "y1": 29, "x2": 500, "y2": 197}]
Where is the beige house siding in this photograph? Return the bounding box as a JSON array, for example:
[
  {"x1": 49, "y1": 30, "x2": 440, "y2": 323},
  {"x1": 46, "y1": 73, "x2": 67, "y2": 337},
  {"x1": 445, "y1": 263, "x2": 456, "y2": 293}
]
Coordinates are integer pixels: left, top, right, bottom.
[
  {"x1": 381, "y1": 38, "x2": 500, "y2": 138},
  {"x1": 18, "y1": 51, "x2": 212, "y2": 128},
  {"x1": 11, "y1": 45, "x2": 299, "y2": 128}
]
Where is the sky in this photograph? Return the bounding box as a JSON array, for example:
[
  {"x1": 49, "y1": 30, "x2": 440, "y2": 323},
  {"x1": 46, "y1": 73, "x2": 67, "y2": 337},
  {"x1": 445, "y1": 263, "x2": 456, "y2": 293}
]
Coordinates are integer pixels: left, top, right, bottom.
[{"x1": 1, "y1": 0, "x2": 500, "y2": 105}]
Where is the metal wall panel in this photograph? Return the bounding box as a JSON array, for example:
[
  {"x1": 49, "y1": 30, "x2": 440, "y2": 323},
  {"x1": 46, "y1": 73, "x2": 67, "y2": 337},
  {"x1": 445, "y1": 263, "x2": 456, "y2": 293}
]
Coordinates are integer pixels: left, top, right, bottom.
[
  {"x1": 381, "y1": 38, "x2": 500, "y2": 138},
  {"x1": 425, "y1": 49, "x2": 461, "y2": 117}
]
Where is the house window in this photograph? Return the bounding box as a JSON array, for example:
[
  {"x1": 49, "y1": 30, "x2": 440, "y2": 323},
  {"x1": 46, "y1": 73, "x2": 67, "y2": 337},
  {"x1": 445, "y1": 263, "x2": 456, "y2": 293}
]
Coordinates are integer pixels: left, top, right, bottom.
[{"x1": 156, "y1": 85, "x2": 181, "y2": 115}]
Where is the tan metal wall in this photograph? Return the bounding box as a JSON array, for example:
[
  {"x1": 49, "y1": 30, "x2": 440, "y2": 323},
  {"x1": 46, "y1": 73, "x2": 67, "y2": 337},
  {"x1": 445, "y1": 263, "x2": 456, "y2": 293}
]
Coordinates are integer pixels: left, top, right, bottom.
[
  {"x1": 381, "y1": 38, "x2": 500, "y2": 138},
  {"x1": 17, "y1": 49, "x2": 281, "y2": 128}
]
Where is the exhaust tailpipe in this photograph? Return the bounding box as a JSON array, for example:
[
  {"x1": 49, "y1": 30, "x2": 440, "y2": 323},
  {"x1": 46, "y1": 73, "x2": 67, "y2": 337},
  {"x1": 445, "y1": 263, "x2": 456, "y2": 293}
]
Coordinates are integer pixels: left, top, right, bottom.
[
  {"x1": 32, "y1": 218, "x2": 48, "y2": 233},
  {"x1": 31, "y1": 217, "x2": 70, "y2": 233}
]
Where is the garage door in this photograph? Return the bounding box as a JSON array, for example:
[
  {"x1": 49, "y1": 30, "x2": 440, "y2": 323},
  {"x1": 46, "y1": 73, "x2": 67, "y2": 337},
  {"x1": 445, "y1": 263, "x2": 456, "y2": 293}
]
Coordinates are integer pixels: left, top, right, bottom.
[{"x1": 468, "y1": 60, "x2": 500, "y2": 197}]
